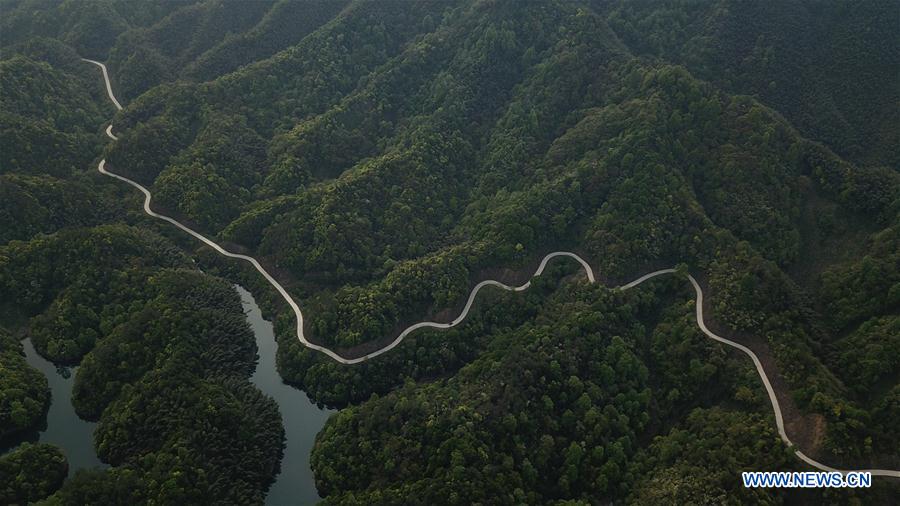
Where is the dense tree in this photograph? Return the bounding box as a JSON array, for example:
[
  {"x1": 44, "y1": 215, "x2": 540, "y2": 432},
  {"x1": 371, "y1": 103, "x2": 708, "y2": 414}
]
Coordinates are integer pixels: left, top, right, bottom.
[
  {"x1": 0, "y1": 226, "x2": 283, "y2": 502},
  {"x1": 0, "y1": 443, "x2": 68, "y2": 504},
  {"x1": 0, "y1": 55, "x2": 106, "y2": 177},
  {"x1": 599, "y1": 0, "x2": 900, "y2": 167},
  {"x1": 0, "y1": 329, "x2": 49, "y2": 440},
  {"x1": 1, "y1": 0, "x2": 897, "y2": 502}
]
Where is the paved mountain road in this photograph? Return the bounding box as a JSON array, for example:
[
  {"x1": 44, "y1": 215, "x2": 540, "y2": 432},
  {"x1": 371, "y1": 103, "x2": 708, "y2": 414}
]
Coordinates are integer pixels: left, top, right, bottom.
[{"x1": 81, "y1": 58, "x2": 899, "y2": 478}]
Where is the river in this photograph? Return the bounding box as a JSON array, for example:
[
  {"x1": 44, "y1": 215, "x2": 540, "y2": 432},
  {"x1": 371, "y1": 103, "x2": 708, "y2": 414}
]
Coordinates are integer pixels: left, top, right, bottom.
[
  {"x1": 16, "y1": 338, "x2": 106, "y2": 476},
  {"x1": 11, "y1": 285, "x2": 331, "y2": 504},
  {"x1": 238, "y1": 285, "x2": 333, "y2": 505}
]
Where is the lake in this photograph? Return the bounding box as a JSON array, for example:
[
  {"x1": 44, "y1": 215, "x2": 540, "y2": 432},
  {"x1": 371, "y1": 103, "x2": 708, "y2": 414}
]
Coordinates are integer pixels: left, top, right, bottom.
[{"x1": 10, "y1": 285, "x2": 331, "y2": 505}]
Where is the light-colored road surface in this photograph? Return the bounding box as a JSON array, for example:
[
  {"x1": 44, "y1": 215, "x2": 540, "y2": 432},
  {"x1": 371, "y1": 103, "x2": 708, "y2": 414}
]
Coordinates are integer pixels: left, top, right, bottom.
[
  {"x1": 621, "y1": 270, "x2": 899, "y2": 478},
  {"x1": 83, "y1": 59, "x2": 122, "y2": 110},
  {"x1": 82, "y1": 58, "x2": 899, "y2": 478}
]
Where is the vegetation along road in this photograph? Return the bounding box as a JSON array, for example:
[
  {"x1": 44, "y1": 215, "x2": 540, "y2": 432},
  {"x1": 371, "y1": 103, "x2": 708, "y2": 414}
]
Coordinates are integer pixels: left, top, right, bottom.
[{"x1": 81, "y1": 58, "x2": 900, "y2": 479}]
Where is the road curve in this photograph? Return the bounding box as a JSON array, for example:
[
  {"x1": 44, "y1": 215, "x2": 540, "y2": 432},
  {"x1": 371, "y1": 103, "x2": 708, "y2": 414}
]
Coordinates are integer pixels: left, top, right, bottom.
[
  {"x1": 83, "y1": 58, "x2": 122, "y2": 110},
  {"x1": 621, "y1": 271, "x2": 899, "y2": 478},
  {"x1": 81, "y1": 58, "x2": 899, "y2": 478}
]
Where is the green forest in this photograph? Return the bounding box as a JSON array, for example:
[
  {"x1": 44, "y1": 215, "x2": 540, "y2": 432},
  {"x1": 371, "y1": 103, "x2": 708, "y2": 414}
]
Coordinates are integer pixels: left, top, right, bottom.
[{"x1": 1, "y1": 0, "x2": 898, "y2": 503}]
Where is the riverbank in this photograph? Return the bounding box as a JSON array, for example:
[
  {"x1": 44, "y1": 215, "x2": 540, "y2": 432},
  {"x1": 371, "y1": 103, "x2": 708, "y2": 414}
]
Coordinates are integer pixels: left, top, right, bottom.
[
  {"x1": 5, "y1": 339, "x2": 105, "y2": 476},
  {"x1": 239, "y1": 285, "x2": 332, "y2": 505}
]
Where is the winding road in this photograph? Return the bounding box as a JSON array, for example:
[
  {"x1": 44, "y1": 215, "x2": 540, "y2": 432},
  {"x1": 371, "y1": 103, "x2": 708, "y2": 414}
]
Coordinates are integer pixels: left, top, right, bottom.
[{"x1": 81, "y1": 58, "x2": 899, "y2": 478}]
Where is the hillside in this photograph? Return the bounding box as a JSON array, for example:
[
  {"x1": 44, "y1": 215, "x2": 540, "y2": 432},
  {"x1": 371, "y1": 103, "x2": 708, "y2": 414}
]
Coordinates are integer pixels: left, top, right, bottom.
[
  {"x1": 0, "y1": 0, "x2": 897, "y2": 503},
  {"x1": 598, "y1": 0, "x2": 900, "y2": 168}
]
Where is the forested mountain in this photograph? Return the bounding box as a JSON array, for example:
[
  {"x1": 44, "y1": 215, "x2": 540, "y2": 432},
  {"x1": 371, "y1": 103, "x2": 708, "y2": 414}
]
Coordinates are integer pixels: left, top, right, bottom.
[
  {"x1": 0, "y1": 328, "x2": 48, "y2": 441},
  {"x1": 597, "y1": 0, "x2": 900, "y2": 168},
  {"x1": 0, "y1": 0, "x2": 897, "y2": 503},
  {"x1": 0, "y1": 225, "x2": 286, "y2": 502}
]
